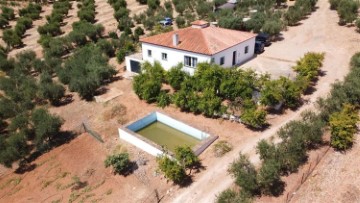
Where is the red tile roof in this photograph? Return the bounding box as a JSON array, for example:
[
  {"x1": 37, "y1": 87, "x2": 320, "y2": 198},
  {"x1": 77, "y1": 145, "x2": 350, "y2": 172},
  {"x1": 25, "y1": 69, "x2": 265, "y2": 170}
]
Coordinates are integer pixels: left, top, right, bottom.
[{"x1": 140, "y1": 26, "x2": 256, "y2": 56}]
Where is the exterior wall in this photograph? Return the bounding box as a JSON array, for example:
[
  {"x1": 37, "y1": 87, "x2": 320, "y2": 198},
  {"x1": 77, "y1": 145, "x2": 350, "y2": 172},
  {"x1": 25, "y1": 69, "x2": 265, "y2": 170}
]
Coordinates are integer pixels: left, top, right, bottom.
[
  {"x1": 155, "y1": 112, "x2": 209, "y2": 140},
  {"x1": 212, "y1": 37, "x2": 255, "y2": 68},
  {"x1": 119, "y1": 111, "x2": 217, "y2": 157},
  {"x1": 142, "y1": 43, "x2": 211, "y2": 75},
  {"x1": 125, "y1": 56, "x2": 143, "y2": 72},
  {"x1": 127, "y1": 112, "x2": 157, "y2": 131},
  {"x1": 119, "y1": 128, "x2": 163, "y2": 156}
]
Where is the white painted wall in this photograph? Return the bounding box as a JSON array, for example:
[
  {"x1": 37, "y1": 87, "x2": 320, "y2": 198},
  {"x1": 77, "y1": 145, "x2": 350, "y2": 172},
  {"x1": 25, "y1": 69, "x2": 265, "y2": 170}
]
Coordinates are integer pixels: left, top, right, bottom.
[
  {"x1": 142, "y1": 43, "x2": 211, "y2": 75},
  {"x1": 131, "y1": 37, "x2": 255, "y2": 75},
  {"x1": 119, "y1": 128, "x2": 164, "y2": 156},
  {"x1": 212, "y1": 37, "x2": 255, "y2": 68}
]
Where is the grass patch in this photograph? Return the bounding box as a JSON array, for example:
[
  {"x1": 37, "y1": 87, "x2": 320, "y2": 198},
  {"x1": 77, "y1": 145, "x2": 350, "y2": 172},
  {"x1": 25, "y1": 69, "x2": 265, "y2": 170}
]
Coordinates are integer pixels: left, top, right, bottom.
[
  {"x1": 67, "y1": 179, "x2": 106, "y2": 203},
  {"x1": 103, "y1": 104, "x2": 127, "y2": 124},
  {"x1": 51, "y1": 199, "x2": 61, "y2": 203},
  {"x1": 0, "y1": 177, "x2": 22, "y2": 190},
  {"x1": 213, "y1": 140, "x2": 233, "y2": 157},
  {"x1": 69, "y1": 191, "x2": 80, "y2": 203},
  {"x1": 105, "y1": 188, "x2": 112, "y2": 195},
  {"x1": 79, "y1": 193, "x2": 95, "y2": 203},
  {"x1": 112, "y1": 144, "x2": 127, "y2": 154},
  {"x1": 42, "y1": 180, "x2": 54, "y2": 190}
]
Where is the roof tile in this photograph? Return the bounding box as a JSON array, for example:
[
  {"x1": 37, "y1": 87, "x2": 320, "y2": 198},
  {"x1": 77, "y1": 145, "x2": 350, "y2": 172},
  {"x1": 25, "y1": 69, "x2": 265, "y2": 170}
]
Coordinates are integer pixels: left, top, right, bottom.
[{"x1": 140, "y1": 26, "x2": 256, "y2": 55}]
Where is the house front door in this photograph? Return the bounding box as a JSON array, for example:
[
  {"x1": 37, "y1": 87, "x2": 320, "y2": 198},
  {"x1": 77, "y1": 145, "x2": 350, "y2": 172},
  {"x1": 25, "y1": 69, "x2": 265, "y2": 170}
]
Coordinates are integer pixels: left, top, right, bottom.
[{"x1": 232, "y1": 51, "x2": 236, "y2": 66}]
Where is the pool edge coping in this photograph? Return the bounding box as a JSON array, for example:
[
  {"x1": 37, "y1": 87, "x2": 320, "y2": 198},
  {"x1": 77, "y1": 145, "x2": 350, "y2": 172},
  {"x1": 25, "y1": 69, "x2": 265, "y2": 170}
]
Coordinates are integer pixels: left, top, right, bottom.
[{"x1": 119, "y1": 111, "x2": 218, "y2": 156}]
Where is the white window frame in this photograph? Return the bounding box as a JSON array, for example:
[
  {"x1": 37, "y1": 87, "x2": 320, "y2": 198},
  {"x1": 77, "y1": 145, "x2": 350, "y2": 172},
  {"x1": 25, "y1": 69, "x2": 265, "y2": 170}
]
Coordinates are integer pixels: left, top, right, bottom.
[
  {"x1": 162, "y1": 53, "x2": 167, "y2": 61},
  {"x1": 148, "y1": 50, "x2": 152, "y2": 57},
  {"x1": 244, "y1": 46, "x2": 249, "y2": 54},
  {"x1": 184, "y1": 56, "x2": 198, "y2": 68}
]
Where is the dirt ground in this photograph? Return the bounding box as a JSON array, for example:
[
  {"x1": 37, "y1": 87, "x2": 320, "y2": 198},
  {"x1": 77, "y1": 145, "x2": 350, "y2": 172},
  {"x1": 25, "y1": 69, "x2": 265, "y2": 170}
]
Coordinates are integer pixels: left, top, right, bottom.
[
  {"x1": 291, "y1": 134, "x2": 360, "y2": 203},
  {"x1": 0, "y1": 0, "x2": 359, "y2": 202},
  {"x1": 170, "y1": 0, "x2": 360, "y2": 202}
]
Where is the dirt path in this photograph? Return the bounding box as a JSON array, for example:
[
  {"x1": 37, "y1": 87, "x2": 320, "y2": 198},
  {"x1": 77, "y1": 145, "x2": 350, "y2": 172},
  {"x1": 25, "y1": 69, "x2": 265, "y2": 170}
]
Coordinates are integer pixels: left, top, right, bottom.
[
  {"x1": 169, "y1": 0, "x2": 360, "y2": 202},
  {"x1": 127, "y1": 0, "x2": 147, "y2": 17},
  {"x1": 8, "y1": 4, "x2": 53, "y2": 58},
  {"x1": 94, "y1": 0, "x2": 118, "y2": 35},
  {"x1": 60, "y1": 1, "x2": 79, "y2": 37}
]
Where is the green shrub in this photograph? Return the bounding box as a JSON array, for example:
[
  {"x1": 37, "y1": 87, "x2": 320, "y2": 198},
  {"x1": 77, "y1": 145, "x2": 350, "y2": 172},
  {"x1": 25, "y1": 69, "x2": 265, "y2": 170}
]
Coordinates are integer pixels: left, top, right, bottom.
[
  {"x1": 156, "y1": 154, "x2": 187, "y2": 184},
  {"x1": 2, "y1": 29, "x2": 22, "y2": 48},
  {"x1": 0, "y1": 16, "x2": 8, "y2": 28},
  {"x1": 19, "y1": 3, "x2": 41, "y2": 19},
  {"x1": 216, "y1": 189, "x2": 253, "y2": 203},
  {"x1": 356, "y1": 18, "x2": 360, "y2": 31},
  {"x1": 166, "y1": 64, "x2": 187, "y2": 91},
  {"x1": 174, "y1": 145, "x2": 200, "y2": 170},
  {"x1": 330, "y1": 104, "x2": 359, "y2": 150},
  {"x1": 78, "y1": 8, "x2": 95, "y2": 23},
  {"x1": 38, "y1": 22, "x2": 62, "y2": 36},
  {"x1": 337, "y1": 0, "x2": 359, "y2": 24},
  {"x1": 292, "y1": 52, "x2": 325, "y2": 81},
  {"x1": 114, "y1": 7, "x2": 129, "y2": 21},
  {"x1": 241, "y1": 107, "x2": 267, "y2": 129},
  {"x1": 156, "y1": 91, "x2": 171, "y2": 108},
  {"x1": 213, "y1": 140, "x2": 232, "y2": 157},
  {"x1": 60, "y1": 45, "x2": 116, "y2": 99},
  {"x1": 1, "y1": 6, "x2": 15, "y2": 20},
  {"x1": 104, "y1": 152, "x2": 131, "y2": 175},
  {"x1": 228, "y1": 153, "x2": 260, "y2": 195},
  {"x1": 96, "y1": 39, "x2": 115, "y2": 57},
  {"x1": 175, "y1": 16, "x2": 186, "y2": 28},
  {"x1": 147, "y1": 0, "x2": 160, "y2": 10}
]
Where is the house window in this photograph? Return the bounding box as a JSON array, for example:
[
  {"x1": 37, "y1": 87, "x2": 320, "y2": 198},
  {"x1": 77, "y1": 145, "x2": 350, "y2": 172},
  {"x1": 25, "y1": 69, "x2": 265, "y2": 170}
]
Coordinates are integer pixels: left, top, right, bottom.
[
  {"x1": 220, "y1": 56, "x2": 225, "y2": 65},
  {"x1": 184, "y1": 56, "x2": 198, "y2": 68},
  {"x1": 244, "y1": 46, "x2": 249, "y2": 54},
  {"x1": 147, "y1": 50, "x2": 152, "y2": 57},
  {"x1": 210, "y1": 58, "x2": 215, "y2": 63},
  {"x1": 162, "y1": 53, "x2": 167, "y2": 61}
]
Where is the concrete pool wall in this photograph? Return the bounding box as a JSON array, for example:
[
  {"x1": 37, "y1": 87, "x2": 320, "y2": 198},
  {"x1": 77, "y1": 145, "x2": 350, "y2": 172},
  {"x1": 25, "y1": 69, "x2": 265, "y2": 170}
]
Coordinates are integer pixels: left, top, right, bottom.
[{"x1": 119, "y1": 112, "x2": 218, "y2": 156}]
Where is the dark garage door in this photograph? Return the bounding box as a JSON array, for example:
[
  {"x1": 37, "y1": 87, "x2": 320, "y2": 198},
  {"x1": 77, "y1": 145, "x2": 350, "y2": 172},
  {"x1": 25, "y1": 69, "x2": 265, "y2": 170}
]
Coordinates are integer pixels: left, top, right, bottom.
[{"x1": 130, "y1": 60, "x2": 141, "y2": 73}]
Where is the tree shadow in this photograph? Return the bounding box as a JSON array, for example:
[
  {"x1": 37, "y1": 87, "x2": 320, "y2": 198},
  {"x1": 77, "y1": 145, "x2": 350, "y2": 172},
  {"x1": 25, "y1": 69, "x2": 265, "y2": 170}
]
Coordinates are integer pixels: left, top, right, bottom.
[
  {"x1": 177, "y1": 175, "x2": 193, "y2": 188},
  {"x1": 54, "y1": 94, "x2": 74, "y2": 106},
  {"x1": 95, "y1": 86, "x2": 109, "y2": 96},
  {"x1": 273, "y1": 34, "x2": 284, "y2": 42},
  {"x1": 189, "y1": 161, "x2": 206, "y2": 175},
  {"x1": 71, "y1": 180, "x2": 88, "y2": 191},
  {"x1": 267, "y1": 107, "x2": 284, "y2": 115},
  {"x1": 269, "y1": 180, "x2": 286, "y2": 197},
  {"x1": 303, "y1": 86, "x2": 317, "y2": 95},
  {"x1": 15, "y1": 163, "x2": 37, "y2": 174},
  {"x1": 60, "y1": 22, "x2": 68, "y2": 26},
  {"x1": 244, "y1": 123, "x2": 270, "y2": 132},
  {"x1": 15, "y1": 131, "x2": 77, "y2": 174}
]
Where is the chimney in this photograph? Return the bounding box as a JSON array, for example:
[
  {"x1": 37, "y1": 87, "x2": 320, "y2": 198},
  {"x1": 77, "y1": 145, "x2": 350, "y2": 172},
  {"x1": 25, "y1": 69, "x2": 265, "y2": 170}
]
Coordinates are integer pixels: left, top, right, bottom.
[
  {"x1": 191, "y1": 20, "x2": 209, "y2": 29},
  {"x1": 173, "y1": 33, "x2": 179, "y2": 46}
]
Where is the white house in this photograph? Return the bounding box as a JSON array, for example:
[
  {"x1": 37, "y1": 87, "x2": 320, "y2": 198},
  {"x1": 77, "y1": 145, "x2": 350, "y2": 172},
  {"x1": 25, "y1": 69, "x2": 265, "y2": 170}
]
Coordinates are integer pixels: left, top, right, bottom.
[{"x1": 125, "y1": 20, "x2": 256, "y2": 75}]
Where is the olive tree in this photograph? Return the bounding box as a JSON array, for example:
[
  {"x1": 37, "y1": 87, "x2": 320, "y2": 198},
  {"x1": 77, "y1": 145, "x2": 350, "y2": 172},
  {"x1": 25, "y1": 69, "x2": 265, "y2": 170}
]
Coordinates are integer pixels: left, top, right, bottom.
[{"x1": 104, "y1": 152, "x2": 132, "y2": 175}]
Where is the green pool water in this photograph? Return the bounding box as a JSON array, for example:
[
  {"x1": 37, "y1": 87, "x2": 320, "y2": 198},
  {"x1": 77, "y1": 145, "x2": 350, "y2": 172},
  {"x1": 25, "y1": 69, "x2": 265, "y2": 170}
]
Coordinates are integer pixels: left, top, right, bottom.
[{"x1": 136, "y1": 121, "x2": 200, "y2": 152}]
